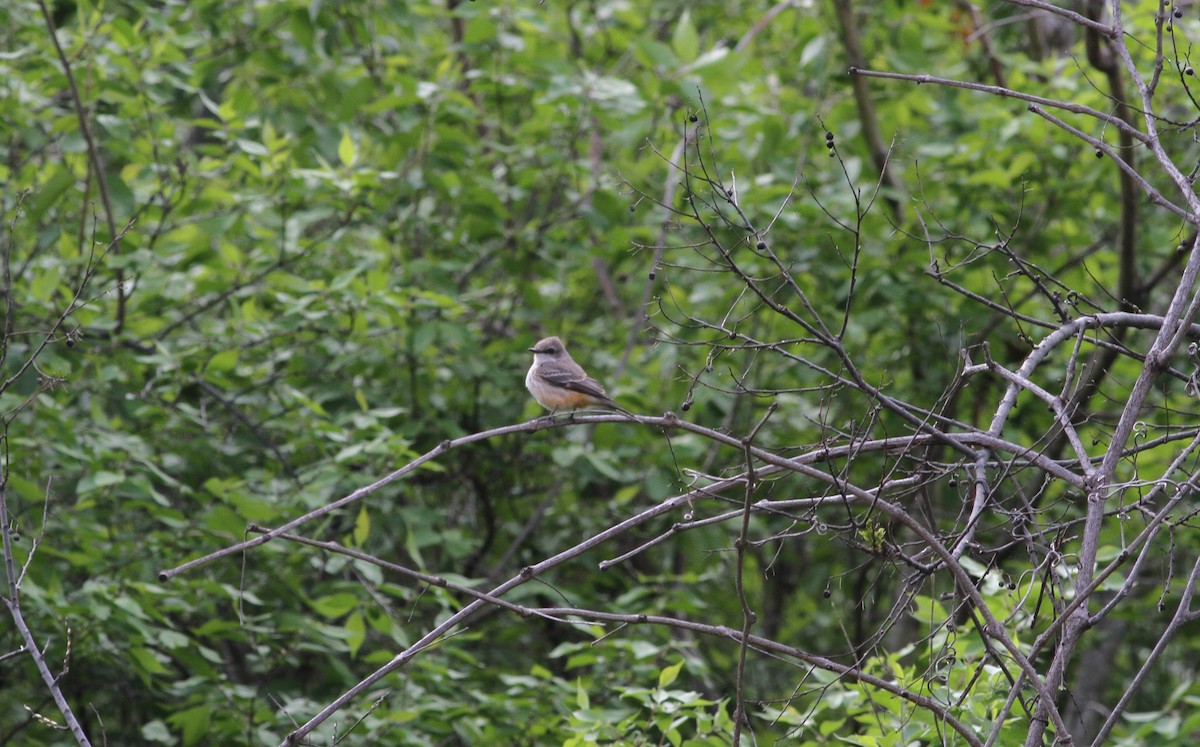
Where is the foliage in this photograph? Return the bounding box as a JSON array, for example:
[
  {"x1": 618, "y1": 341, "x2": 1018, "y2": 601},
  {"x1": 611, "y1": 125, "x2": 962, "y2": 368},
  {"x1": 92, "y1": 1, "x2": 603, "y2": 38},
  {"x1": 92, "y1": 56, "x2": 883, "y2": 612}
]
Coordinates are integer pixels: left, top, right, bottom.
[{"x1": 3, "y1": 1, "x2": 1200, "y2": 746}]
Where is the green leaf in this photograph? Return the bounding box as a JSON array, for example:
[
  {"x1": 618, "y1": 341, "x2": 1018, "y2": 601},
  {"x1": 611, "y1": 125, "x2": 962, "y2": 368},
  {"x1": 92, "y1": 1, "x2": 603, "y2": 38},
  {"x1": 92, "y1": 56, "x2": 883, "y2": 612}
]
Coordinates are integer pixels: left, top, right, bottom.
[
  {"x1": 352, "y1": 504, "x2": 371, "y2": 545},
  {"x1": 584, "y1": 450, "x2": 625, "y2": 481},
  {"x1": 78, "y1": 470, "x2": 126, "y2": 495},
  {"x1": 820, "y1": 718, "x2": 847, "y2": 735},
  {"x1": 310, "y1": 593, "x2": 360, "y2": 619},
  {"x1": 7, "y1": 473, "x2": 45, "y2": 502},
  {"x1": 346, "y1": 611, "x2": 366, "y2": 658},
  {"x1": 634, "y1": 38, "x2": 677, "y2": 70},
  {"x1": 206, "y1": 349, "x2": 239, "y2": 372},
  {"x1": 338, "y1": 128, "x2": 357, "y2": 167},
  {"x1": 613, "y1": 484, "x2": 641, "y2": 506},
  {"x1": 28, "y1": 168, "x2": 76, "y2": 222},
  {"x1": 130, "y1": 646, "x2": 170, "y2": 676},
  {"x1": 800, "y1": 34, "x2": 828, "y2": 67},
  {"x1": 672, "y1": 10, "x2": 699, "y2": 62},
  {"x1": 909, "y1": 595, "x2": 948, "y2": 623},
  {"x1": 167, "y1": 705, "x2": 212, "y2": 747},
  {"x1": 659, "y1": 660, "x2": 684, "y2": 688},
  {"x1": 404, "y1": 524, "x2": 425, "y2": 569},
  {"x1": 141, "y1": 721, "x2": 172, "y2": 744},
  {"x1": 30, "y1": 264, "x2": 63, "y2": 302}
]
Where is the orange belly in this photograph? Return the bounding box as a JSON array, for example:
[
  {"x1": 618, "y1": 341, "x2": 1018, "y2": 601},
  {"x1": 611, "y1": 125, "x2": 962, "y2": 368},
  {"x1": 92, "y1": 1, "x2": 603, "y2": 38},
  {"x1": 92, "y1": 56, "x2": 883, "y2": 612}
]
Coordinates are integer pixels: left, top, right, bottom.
[{"x1": 531, "y1": 386, "x2": 596, "y2": 411}]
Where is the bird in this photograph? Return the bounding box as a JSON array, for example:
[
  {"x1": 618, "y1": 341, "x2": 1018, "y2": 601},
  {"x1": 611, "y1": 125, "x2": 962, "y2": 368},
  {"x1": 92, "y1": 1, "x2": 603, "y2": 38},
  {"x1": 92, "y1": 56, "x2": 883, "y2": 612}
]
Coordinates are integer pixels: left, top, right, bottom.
[{"x1": 525, "y1": 336, "x2": 631, "y2": 415}]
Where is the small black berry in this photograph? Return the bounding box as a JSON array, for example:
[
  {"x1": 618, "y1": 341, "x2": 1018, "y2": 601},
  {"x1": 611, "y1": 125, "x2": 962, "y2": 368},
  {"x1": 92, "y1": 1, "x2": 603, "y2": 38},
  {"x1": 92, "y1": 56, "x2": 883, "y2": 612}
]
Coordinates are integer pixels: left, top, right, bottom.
[
  {"x1": 689, "y1": 114, "x2": 698, "y2": 123},
  {"x1": 756, "y1": 240, "x2": 766, "y2": 250}
]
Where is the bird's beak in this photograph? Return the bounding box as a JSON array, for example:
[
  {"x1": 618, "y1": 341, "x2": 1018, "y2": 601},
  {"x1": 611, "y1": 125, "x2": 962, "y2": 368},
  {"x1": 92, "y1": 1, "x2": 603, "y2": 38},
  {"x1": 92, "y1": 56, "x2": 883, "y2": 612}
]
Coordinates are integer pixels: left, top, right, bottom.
[{"x1": 528, "y1": 346, "x2": 538, "y2": 353}]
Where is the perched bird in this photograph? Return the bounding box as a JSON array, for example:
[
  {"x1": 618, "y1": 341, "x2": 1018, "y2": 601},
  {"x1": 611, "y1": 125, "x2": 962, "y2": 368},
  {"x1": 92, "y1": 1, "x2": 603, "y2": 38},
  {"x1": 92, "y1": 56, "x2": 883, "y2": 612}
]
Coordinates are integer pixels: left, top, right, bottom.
[{"x1": 525, "y1": 336, "x2": 630, "y2": 415}]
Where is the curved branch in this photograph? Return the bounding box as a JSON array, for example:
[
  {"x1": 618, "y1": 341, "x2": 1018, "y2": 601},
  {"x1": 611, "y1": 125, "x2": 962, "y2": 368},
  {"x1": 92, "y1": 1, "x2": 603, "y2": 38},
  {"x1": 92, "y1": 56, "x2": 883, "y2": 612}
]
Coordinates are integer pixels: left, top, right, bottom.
[{"x1": 36, "y1": 0, "x2": 126, "y2": 333}]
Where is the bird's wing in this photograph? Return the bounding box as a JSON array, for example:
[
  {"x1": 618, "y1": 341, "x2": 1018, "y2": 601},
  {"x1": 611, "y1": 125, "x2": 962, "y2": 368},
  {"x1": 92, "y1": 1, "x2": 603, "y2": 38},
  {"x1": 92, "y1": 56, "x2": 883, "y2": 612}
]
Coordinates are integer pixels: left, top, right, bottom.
[{"x1": 539, "y1": 369, "x2": 611, "y2": 400}]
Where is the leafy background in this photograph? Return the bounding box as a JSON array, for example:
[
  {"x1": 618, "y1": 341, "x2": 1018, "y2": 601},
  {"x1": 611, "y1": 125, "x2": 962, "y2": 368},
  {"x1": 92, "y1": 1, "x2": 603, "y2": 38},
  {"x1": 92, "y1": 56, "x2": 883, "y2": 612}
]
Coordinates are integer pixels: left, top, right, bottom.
[{"x1": 3, "y1": 1, "x2": 1199, "y2": 745}]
